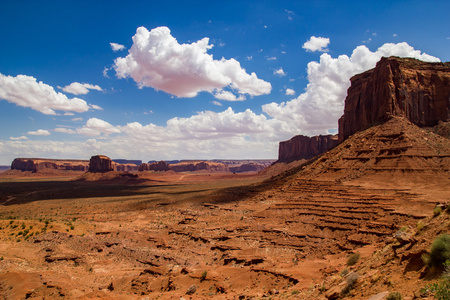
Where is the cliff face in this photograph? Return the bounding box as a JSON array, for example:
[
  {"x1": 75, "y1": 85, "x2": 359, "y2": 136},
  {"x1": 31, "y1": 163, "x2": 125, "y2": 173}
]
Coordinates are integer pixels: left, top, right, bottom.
[
  {"x1": 278, "y1": 135, "x2": 338, "y2": 162},
  {"x1": 11, "y1": 158, "x2": 89, "y2": 172},
  {"x1": 339, "y1": 56, "x2": 450, "y2": 142},
  {"x1": 88, "y1": 155, "x2": 114, "y2": 173}
]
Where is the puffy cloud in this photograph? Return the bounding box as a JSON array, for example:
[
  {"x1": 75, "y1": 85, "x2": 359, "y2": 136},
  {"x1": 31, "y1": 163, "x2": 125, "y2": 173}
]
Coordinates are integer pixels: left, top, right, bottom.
[
  {"x1": 263, "y1": 42, "x2": 440, "y2": 135},
  {"x1": 60, "y1": 82, "x2": 103, "y2": 95},
  {"x1": 273, "y1": 68, "x2": 286, "y2": 76},
  {"x1": 0, "y1": 73, "x2": 92, "y2": 115},
  {"x1": 110, "y1": 42, "x2": 125, "y2": 52},
  {"x1": 55, "y1": 118, "x2": 120, "y2": 136},
  {"x1": 27, "y1": 129, "x2": 51, "y2": 136},
  {"x1": 214, "y1": 90, "x2": 246, "y2": 101},
  {"x1": 302, "y1": 36, "x2": 330, "y2": 52},
  {"x1": 114, "y1": 26, "x2": 271, "y2": 98},
  {"x1": 285, "y1": 88, "x2": 295, "y2": 95},
  {"x1": 211, "y1": 101, "x2": 223, "y2": 106}
]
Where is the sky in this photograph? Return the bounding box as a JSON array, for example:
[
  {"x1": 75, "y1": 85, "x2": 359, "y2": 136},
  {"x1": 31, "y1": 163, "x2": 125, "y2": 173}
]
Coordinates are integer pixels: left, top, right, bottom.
[{"x1": 0, "y1": 0, "x2": 449, "y2": 165}]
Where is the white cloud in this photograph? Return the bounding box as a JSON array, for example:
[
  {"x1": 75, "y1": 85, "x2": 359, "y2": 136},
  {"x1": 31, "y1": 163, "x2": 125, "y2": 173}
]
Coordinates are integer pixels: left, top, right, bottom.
[
  {"x1": 89, "y1": 104, "x2": 103, "y2": 110},
  {"x1": 103, "y1": 67, "x2": 111, "y2": 78},
  {"x1": 303, "y1": 36, "x2": 330, "y2": 52},
  {"x1": 214, "y1": 90, "x2": 246, "y2": 101},
  {"x1": 0, "y1": 42, "x2": 440, "y2": 164},
  {"x1": 114, "y1": 26, "x2": 271, "y2": 98},
  {"x1": 110, "y1": 42, "x2": 126, "y2": 52},
  {"x1": 267, "y1": 57, "x2": 277, "y2": 61},
  {"x1": 211, "y1": 101, "x2": 223, "y2": 106},
  {"x1": 55, "y1": 118, "x2": 120, "y2": 137},
  {"x1": 263, "y1": 42, "x2": 440, "y2": 135},
  {"x1": 27, "y1": 129, "x2": 50, "y2": 136},
  {"x1": 61, "y1": 82, "x2": 103, "y2": 95},
  {"x1": 9, "y1": 136, "x2": 28, "y2": 140},
  {"x1": 71, "y1": 117, "x2": 83, "y2": 122},
  {"x1": 393, "y1": 34, "x2": 397, "y2": 37},
  {"x1": 246, "y1": 56, "x2": 253, "y2": 61},
  {"x1": 285, "y1": 88, "x2": 295, "y2": 95},
  {"x1": 274, "y1": 68, "x2": 286, "y2": 76},
  {"x1": 64, "y1": 112, "x2": 75, "y2": 116},
  {"x1": 0, "y1": 73, "x2": 92, "y2": 115}
]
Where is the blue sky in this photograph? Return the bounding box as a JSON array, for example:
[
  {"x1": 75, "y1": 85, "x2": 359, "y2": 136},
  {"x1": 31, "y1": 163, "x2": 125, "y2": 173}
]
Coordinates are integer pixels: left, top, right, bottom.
[{"x1": 0, "y1": 0, "x2": 449, "y2": 164}]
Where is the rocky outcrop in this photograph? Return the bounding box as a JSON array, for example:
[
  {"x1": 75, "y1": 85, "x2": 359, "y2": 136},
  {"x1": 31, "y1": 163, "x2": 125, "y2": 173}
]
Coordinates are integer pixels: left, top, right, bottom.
[
  {"x1": 149, "y1": 161, "x2": 170, "y2": 171},
  {"x1": 88, "y1": 155, "x2": 114, "y2": 173},
  {"x1": 339, "y1": 56, "x2": 450, "y2": 142},
  {"x1": 139, "y1": 163, "x2": 149, "y2": 171},
  {"x1": 170, "y1": 161, "x2": 229, "y2": 172},
  {"x1": 278, "y1": 135, "x2": 339, "y2": 162},
  {"x1": 11, "y1": 158, "x2": 89, "y2": 172},
  {"x1": 115, "y1": 164, "x2": 139, "y2": 172},
  {"x1": 229, "y1": 163, "x2": 266, "y2": 173}
]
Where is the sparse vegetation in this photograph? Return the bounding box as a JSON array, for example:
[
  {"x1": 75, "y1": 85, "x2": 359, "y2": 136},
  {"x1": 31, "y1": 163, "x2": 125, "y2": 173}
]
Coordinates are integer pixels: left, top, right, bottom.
[
  {"x1": 387, "y1": 291, "x2": 402, "y2": 300},
  {"x1": 422, "y1": 260, "x2": 450, "y2": 300},
  {"x1": 347, "y1": 253, "x2": 360, "y2": 266},
  {"x1": 341, "y1": 268, "x2": 350, "y2": 277},
  {"x1": 434, "y1": 206, "x2": 443, "y2": 217},
  {"x1": 341, "y1": 272, "x2": 358, "y2": 295},
  {"x1": 200, "y1": 271, "x2": 207, "y2": 282},
  {"x1": 424, "y1": 234, "x2": 450, "y2": 269},
  {"x1": 417, "y1": 220, "x2": 425, "y2": 231}
]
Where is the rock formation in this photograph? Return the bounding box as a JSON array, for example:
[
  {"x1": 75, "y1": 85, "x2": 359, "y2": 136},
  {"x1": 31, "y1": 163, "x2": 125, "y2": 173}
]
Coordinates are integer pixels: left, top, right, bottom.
[
  {"x1": 113, "y1": 159, "x2": 142, "y2": 166},
  {"x1": 278, "y1": 134, "x2": 338, "y2": 162},
  {"x1": 149, "y1": 161, "x2": 170, "y2": 171},
  {"x1": 115, "y1": 164, "x2": 139, "y2": 172},
  {"x1": 11, "y1": 158, "x2": 89, "y2": 172},
  {"x1": 88, "y1": 155, "x2": 114, "y2": 173},
  {"x1": 339, "y1": 56, "x2": 450, "y2": 142},
  {"x1": 170, "y1": 161, "x2": 229, "y2": 172},
  {"x1": 229, "y1": 163, "x2": 266, "y2": 173},
  {"x1": 138, "y1": 163, "x2": 149, "y2": 171}
]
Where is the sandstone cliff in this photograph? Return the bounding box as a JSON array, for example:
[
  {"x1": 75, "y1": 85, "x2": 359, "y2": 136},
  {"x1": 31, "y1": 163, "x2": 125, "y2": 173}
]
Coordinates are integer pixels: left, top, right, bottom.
[
  {"x1": 170, "y1": 161, "x2": 229, "y2": 172},
  {"x1": 278, "y1": 134, "x2": 338, "y2": 162},
  {"x1": 138, "y1": 161, "x2": 170, "y2": 171},
  {"x1": 11, "y1": 158, "x2": 89, "y2": 172},
  {"x1": 115, "y1": 163, "x2": 139, "y2": 172},
  {"x1": 229, "y1": 163, "x2": 266, "y2": 173},
  {"x1": 88, "y1": 155, "x2": 114, "y2": 173},
  {"x1": 339, "y1": 56, "x2": 450, "y2": 142}
]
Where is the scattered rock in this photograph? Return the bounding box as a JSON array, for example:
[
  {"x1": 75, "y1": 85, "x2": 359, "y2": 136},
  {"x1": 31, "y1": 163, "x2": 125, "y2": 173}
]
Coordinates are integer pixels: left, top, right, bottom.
[{"x1": 186, "y1": 284, "x2": 196, "y2": 295}]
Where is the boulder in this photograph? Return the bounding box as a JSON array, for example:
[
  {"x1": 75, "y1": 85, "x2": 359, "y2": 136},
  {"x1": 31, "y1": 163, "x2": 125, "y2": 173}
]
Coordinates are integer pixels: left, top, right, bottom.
[
  {"x1": 278, "y1": 134, "x2": 338, "y2": 162},
  {"x1": 89, "y1": 155, "x2": 114, "y2": 173},
  {"x1": 339, "y1": 56, "x2": 450, "y2": 142}
]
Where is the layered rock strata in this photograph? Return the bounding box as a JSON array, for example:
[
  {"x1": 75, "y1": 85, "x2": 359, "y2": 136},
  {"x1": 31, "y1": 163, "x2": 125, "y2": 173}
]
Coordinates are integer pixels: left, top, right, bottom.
[
  {"x1": 339, "y1": 56, "x2": 450, "y2": 142},
  {"x1": 88, "y1": 155, "x2": 114, "y2": 173},
  {"x1": 11, "y1": 158, "x2": 89, "y2": 172},
  {"x1": 278, "y1": 135, "x2": 338, "y2": 162}
]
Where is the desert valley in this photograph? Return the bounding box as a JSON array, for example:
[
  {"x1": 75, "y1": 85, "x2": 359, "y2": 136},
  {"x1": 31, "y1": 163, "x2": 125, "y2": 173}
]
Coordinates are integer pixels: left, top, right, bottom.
[{"x1": 0, "y1": 56, "x2": 449, "y2": 300}]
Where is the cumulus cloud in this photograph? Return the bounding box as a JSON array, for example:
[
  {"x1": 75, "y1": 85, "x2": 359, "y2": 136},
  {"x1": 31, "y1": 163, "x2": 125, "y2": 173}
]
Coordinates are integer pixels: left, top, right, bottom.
[
  {"x1": 274, "y1": 68, "x2": 286, "y2": 76},
  {"x1": 27, "y1": 129, "x2": 51, "y2": 136},
  {"x1": 302, "y1": 36, "x2": 330, "y2": 52},
  {"x1": 285, "y1": 88, "x2": 295, "y2": 95},
  {"x1": 0, "y1": 42, "x2": 440, "y2": 164},
  {"x1": 114, "y1": 26, "x2": 271, "y2": 99},
  {"x1": 0, "y1": 73, "x2": 92, "y2": 115},
  {"x1": 60, "y1": 82, "x2": 103, "y2": 95},
  {"x1": 263, "y1": 42, "x2": 440, "y2": 135},
  {"x1": 55, "y1": 118, "x2": 120, "y2": 136},
  {"x1": 110, "y1": 42, "x2": 126, "y2": 52},
  {"x1": 214, "y1": 91, "x2": 246, "y2": 101},
  {"x1": 211, "y1": 101, "x2": 223, "y2": 106}
]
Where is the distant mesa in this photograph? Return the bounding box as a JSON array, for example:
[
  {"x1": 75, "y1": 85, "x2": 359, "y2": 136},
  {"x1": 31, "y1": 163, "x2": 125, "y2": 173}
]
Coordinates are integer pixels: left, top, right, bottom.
[
  {"x1": 113, "y1": 159, "x2": 142, "y2": 166},
  {"x1": 278, "y1": 134, "x2": 338, "y2": 162},
  {"x1": 11, "y1": 158, "x2": 89, "y2": 172},
  {"x1": 88, "y1": 155, "x2": 114, "y2": 173}
]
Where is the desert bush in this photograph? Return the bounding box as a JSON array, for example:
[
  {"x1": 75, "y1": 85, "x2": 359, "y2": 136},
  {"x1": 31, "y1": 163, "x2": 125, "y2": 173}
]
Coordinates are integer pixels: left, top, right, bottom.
[
  {"x1": 434, "y1": 206, "x2": 443, "y2": 217},
  {"x1": 428, "y1": 234, "x2": 450, "y2": 268},
  {"x1": 341, "y1": 268, "x2": 349, "y2": 277},
  {"x1": 417, "y1": 221, "x2": 425, "y2": 231},
  {"x1": 423, "y1": 261, "x2": 450, "y2": 300},
  {"x1": 341, "y1": 272, "x2": 358, "y2": 295},
  {"x1": 200, "y1": 271, "x2": 207, "y2": 282},
  {"x1": 386, "y1": 291, "x2": 402, "y2": 300},
  {"x1": 347, "y1": 253, "x2": 360, "y2": 266}
]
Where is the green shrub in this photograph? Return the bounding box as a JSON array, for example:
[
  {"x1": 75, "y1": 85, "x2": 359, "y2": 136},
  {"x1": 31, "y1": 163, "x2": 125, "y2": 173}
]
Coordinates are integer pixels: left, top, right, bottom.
[
  {"x1": 428, "y1": 234, "x2": 450, "y2": 268},
  {"x1": 341, "y1": 268, "x2": 349, "y2": 277},
  {"x1": 387, "y1": 291, "x2": 402, "y2": 300},
  {"x1": 434, "y1": 206, "x2": 443, "y2": 217},
  {"x1": 347, "y1": 253, "x2": 360, "y2": 266},
  {"x1": 200, "y1": 271, "x2": 207, "y2": 282}
]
